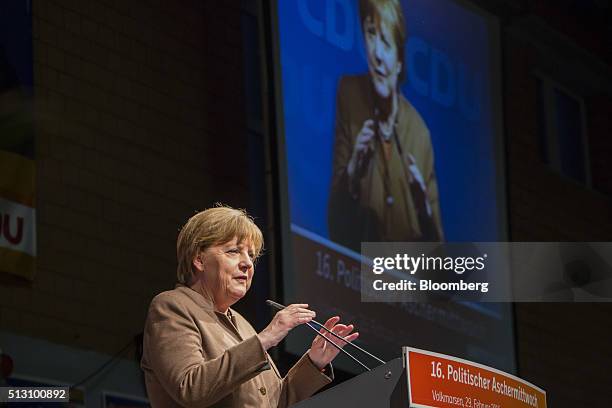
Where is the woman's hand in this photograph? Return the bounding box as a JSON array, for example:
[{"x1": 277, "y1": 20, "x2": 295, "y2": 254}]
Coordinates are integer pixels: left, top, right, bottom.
[
  {"x1": 257, "y1": 304, "x2": 316, "y2": 350},
  {"x1": 347, "y1": 119, "x2": 376, "y2": 181},
  {"x1": 307, "y1": 316, "x2": 359, "y2": 370}
]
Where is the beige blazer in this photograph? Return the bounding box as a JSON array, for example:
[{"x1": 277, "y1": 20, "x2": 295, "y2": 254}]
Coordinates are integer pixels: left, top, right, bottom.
[
  {"x1": 141, "y1": 286, "x2": 332, "y2": 407},
  {"x1": 328, "y1": 74, "x2": 444, "y2": 248}
]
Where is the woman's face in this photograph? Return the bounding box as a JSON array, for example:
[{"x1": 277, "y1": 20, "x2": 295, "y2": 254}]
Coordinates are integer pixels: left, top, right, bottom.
[
  {"x1": 364, "y1": 15, "x2": 402, "y2": 99},
  {"x1": 196, "y1": 237, "x2": 255, "y2": 311}
]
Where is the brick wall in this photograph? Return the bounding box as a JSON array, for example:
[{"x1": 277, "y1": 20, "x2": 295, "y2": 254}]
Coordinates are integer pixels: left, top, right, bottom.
[
  {"x1": 503, "y1": 16, "x2": 612, "y2": 408},
  {"x1": 0, "y1": 0, "x2": 248, "y2": 356},
  {"x1": 587, "y1": 95, "x2": 612, "y2": 196}
]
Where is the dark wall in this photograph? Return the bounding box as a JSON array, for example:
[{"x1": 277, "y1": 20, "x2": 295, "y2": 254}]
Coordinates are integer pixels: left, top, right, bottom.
[
  {"x1": 1, "y1": 0, "x2": 250, "y2": 356},
  {"x1": 501, "y1": 1, "x2": 612, "y2": 406}
]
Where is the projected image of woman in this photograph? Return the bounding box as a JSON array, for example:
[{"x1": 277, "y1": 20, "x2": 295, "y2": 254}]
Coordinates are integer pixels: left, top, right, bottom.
[{"x1": 328, "y1": 0, "x2": 444, "y2": 250}]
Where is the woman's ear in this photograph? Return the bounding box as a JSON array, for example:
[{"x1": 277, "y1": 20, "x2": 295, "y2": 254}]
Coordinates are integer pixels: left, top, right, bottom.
[{"x1": 192, "y1": 254, "x2": 205, "y2": 273}]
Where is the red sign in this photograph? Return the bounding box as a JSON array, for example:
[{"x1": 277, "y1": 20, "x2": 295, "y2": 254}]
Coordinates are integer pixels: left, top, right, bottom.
[{"x1": 406, "y1": 347, "x2": 546, "y2": 408}]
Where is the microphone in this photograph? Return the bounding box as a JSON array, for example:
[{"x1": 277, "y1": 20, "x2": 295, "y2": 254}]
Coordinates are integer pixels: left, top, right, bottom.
[{"x1": 265, "y1": 300, "x2": 386, "y2": 372}]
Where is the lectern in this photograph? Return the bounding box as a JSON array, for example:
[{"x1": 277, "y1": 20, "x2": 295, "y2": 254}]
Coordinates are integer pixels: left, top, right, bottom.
[
  {"x1": 293, "y1": 347, "x2": 548, "y2": 408},
  {"x1": 292, "y1": 358, "x2": 407, "y2": 408}
]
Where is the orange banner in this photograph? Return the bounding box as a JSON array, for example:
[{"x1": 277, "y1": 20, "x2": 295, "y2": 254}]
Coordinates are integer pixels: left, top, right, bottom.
[
  {"x1": 0, "y1": 151, "x2": 36, "y2": 280},
  {"x1": 406, "y1": 347, "x2": 546, "y2": 408}
]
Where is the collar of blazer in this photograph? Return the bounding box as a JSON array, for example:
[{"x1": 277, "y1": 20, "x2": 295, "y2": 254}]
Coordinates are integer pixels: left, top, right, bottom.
[
  {"x1": 173, "y1": 284, "x2": 241, "y2": 332},
  {"x1": 174, "y1": 284, "x2": 220, "y2": 313}
]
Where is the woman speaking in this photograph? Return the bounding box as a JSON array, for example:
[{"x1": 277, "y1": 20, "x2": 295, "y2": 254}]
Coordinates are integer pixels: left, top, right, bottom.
[{"x1": 141, "y1": 205, "x2": 358, "y2": 407}]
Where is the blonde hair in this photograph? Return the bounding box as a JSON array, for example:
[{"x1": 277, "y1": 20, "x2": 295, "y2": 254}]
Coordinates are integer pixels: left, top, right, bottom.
[
  {"x1": 176, "y1": 205, "x2": 264, "y2": 285},
  {"x1": 359, "y1": 0, "x2": 407, "y2": 83}
]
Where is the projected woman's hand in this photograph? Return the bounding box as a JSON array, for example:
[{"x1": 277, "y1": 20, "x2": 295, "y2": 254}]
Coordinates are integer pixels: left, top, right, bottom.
[{"x1": 404, "y1": 153, "x2": 432, "y2": 217}]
